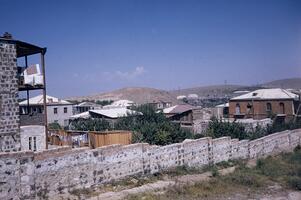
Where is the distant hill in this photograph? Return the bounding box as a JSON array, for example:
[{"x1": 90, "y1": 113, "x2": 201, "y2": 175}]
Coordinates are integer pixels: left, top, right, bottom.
[
  {"x1": 67, "y1": 87, "x2": 180, "y2": 105},
  {"x1": 261, "y1": 78, "x2": 301, "y2": 89},
  {"x1": 67, "y1": 78, "x2": 301, "y2": 105},
  {"x1": 169, "y1": 85, "x2": 262, "y2": 98}
]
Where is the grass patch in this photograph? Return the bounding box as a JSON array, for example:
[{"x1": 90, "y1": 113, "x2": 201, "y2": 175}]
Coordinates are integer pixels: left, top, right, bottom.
[
  {"x1": 127, "y1": 147, "x2": 301, "y2": 200},
  {"x1": 162, "y1": 165, "x2": 203, "y2": 177},
  {"x1": 255, "y1": 147, "x2": 301, "y2": 189}
]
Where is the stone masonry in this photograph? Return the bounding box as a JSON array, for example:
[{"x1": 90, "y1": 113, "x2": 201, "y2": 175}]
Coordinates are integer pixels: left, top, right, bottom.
[
  {"x1": 0, "y1": 128, "x2": 301, "y2": 200},
  {"x1": 0, "y1": 40, "x2": 20, "y2": 152}
]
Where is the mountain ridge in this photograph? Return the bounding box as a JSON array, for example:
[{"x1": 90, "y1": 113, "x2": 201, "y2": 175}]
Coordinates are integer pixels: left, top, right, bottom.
[{"x1": 66, "y1": 78, "x2": 301, "y2": 104}]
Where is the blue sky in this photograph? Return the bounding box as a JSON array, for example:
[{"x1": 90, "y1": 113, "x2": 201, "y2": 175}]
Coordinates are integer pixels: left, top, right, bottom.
[{"x1": 1, "y1": 0, "x2": 301, "y2": 97}]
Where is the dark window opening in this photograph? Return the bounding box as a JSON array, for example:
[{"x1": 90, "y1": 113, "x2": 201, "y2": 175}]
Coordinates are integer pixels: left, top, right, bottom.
[
  {"x1": 29, "y1": 137, "x2": 32, "y2": 150},
  {"x1": 33, "y1": 137, "x2": 37, "y2": 151},
  {"x1": 247, "y1": 103, "x2": 252, "y2": 114},
  {"x1": 235, "y1": 103, "x2": 241, "y2": 114},
  {"x1": 279, "y1": 103, "x2": 285, "y2": 114},
  {"x1": 266, "y1": 103, "x2": 272, "y2": 113}
]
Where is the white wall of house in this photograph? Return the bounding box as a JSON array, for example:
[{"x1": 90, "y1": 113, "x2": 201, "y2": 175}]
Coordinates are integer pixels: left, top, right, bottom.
[
  {"x1": 47, "y1": 104, "x2": 73, "y2": 127},
  {"x1": 20, "y1": 125, "x2": 46, "y2": 151}
]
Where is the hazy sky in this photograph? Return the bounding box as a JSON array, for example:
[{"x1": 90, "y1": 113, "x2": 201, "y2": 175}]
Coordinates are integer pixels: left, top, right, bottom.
[{"x1": 1, "y1": 0, "x2": 301, "y2": 97}]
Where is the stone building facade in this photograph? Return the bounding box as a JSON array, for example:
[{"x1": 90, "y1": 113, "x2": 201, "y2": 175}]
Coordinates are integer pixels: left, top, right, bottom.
[
  {"x1": 229, "y1": 99, "x2": 295, "y2": 119},
  {"x1": 229, "y1": 89, "x2": 299, "y2": 121},
  {"x1": 0, "y1": 40, "x2": 20, "y2": 152}
]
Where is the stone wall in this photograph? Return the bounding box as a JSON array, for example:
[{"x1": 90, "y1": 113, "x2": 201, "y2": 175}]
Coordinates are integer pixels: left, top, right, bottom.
[
  {"x1": 0, "y1": 40, "x2": 20, "y2": 152},
  {"x1": 0, "y1": 129, "x2": 301, "y2": 200}
]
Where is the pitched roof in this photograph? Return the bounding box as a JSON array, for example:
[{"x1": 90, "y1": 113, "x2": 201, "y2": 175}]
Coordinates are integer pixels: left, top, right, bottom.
[
  {"x1": 231, "y1": 88, "x2": 299, "y2": 101},
  {"x1": 103, "y1": 99, "x2": 134, "y2": 109},
  {"x1": 215, "y1": 103, "x2": 229, "y2": 108},
  {"x1": 163, "y1": 104, "x2": 196, "y2": 114},
  {"x1": 90, "y1": 107, "x2": 139, "y2": 119},
  {"x1": 76, "y1": 101, "x2": 101, "y2": 107},
  {"x1": 69, "y1": 111, "x2": 90, "y2": 119},
  {"x1": 19, "y1": 95, "x2": 72, "y2": 105}
]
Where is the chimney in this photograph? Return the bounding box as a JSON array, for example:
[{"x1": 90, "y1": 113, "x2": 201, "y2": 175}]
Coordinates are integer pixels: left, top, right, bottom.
[{"x1": 2, "y1": 32, "x2": 12, "y2": 39}]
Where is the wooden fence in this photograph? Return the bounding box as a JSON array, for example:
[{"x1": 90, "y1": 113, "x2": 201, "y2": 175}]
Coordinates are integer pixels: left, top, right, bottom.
[
  {"x1": 89, "y1": 130, "x2": 132, "y2": 148},
  {"x1": 48, "y1": 129, "x2": 132, "y2": 148}
]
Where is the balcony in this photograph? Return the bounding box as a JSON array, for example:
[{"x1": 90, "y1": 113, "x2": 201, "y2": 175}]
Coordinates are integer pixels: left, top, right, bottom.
[
  {"x1": 18, "y1": 65, "x2": 44, "y2": 91},
  {"x1": 20, "y1": 113, "x2": 45, "y2": 126}
]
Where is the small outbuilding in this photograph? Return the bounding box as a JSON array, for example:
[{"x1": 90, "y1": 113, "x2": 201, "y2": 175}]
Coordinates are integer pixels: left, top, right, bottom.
[
  {"x1": 20, "y1": 125, "x2": 46, "y2": 151},
  {"x1": 89, "y1": 130, "x2": 132, "y2": 148}
]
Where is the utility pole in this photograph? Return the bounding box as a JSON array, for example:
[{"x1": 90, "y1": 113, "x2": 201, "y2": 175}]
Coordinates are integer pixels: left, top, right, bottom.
[{"x1": 294, "y1": 91, "x2": 301, "y2": 123}]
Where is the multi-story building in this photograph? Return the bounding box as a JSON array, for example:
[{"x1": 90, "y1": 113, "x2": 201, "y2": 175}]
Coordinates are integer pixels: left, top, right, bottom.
[
  {"x1": 0, "y1": 32, "x2": 47, "y2": 152},
  {"x1": 19, "y1": 95, "x2": 74, "y2": 127},
  {"x1": 229, "y1": 88, "x2": 300, "y2": 121},
  {"x1": 73, "y1": 101, "x2": 102, "y2": 114}
]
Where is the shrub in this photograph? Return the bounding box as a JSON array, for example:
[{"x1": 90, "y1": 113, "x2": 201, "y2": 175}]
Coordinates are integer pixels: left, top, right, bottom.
[
  {"x1": 288, "y1": 177, "x2": 301, "y2": 190},
  {"x1": 211, "y1": 166, "x2": 219, "y2": 177},
  {"x1": 69, "y1": 118, "x2": 111, "y2": 131},
  {"x1": 225, "y1": 170, "x2": 266, "y2": 187},
  {"x1": 115, "y1": 104, "x2": 194, "y2": 145},
  {"x1": 48, "y1": 122, "x2": 61, "y2": 130},
  {"x1": 205, "y1": 117, "x2": 301, "y2": 141}
]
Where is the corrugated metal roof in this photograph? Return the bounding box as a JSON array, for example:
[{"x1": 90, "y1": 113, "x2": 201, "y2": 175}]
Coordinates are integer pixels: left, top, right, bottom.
[
  {"x1": 163, "y1": 104, "x2": 196, "y2": 114},
  {"x1": 70, "y1": 111, "x2": 90, "y2": 119},
  {"x1": 0, "y1": 33, "x2": 46, "y2": 57},
  {"x1": 76, "y1": 101, "x2": 101, "y2": 107},
  {"x1": 19, "y1": 95, "x2": 72, "y2": 105},
  {"x1": 215, "y1": 103, "x2": 229, "y2": 108},
  {"x1": 90, "y1": 107, "x2": 139, "y2": 118},
  {"x1": 231, "y1": 88, "x2": 299, "y2": 101}
]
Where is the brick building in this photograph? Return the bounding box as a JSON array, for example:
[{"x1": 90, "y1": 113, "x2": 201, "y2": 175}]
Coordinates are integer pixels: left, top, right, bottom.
[
  {"x1": 0, "y1": 32, "x2": 47, "y2": 152},
  {"x1": 229, "y1": 88, "x2": 299, "y2": 121}
]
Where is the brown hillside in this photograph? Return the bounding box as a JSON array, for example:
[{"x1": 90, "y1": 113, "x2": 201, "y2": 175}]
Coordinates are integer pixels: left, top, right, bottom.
[
  {"x1": 261, "y1": 78, "x2": 301, "y2": 89},
  {"x1": 67, "y1": 87, "x2": 180, "y2": 105}
]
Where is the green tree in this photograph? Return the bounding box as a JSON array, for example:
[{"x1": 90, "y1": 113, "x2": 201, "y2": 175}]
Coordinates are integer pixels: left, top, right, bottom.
[
  {"x1": 115, "y1": 104, "x2": 193, "y2": 145},
  {"x1": 48, "y1": 122, "x2": 61, "y2": 130},
  {"x1": 69, "y1": 118, "x2": 111, "y2": 131}
]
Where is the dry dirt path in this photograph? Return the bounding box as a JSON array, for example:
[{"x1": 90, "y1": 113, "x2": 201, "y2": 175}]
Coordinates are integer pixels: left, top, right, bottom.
[{"x1": 85, "y1": 167, "x2": 236, "y2": 200}]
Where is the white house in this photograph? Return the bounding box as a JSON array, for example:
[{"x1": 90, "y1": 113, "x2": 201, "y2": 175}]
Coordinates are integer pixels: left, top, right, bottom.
[
  {"x1": 19, "y1": 95, "x2": 74, "y2": 127},
  {"x1": 20, "y1": 125, "x2": 46, "y2": 151},
  {"x1": 103, "y1": 99, "x2": 135, "y2": 109},
  {"x1": 73, "y1": 101, "x2": 102, "y2": 114}
]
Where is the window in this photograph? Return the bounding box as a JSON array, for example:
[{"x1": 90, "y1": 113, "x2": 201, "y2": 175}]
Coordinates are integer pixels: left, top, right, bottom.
[
  {"x1": 33, "y1": 137, "x2": 37, "y2": 151},
  {"x1": 54, "y1": 107, "x2": 58, "y2": 114},
  {"x1": 279, "y1": 103, "x2": 285, "y2": 114},
  {"x1": 235, "y1": 103, "x2": 241, "y2": 114},
  {"x1": 266, "y1": 103, "x2": 272, "y2": 113},
  {"x1": 247, "y1": 103, "x2": 252, "y2": 114},
  {"x1": 29, "y1": 137, "x2": 32, "y2": 150},
  {"x1": 64, "y1": 107, "x2": 68, "y2": 113},
  {"x1": 64, "y1": 119, "x2": 69, "y2": 126}
]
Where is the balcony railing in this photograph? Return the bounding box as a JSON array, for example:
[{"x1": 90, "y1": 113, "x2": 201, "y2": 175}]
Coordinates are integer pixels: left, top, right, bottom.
[{"x1": 20, "y1": 113, "x2": 45, "y2": 126}]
